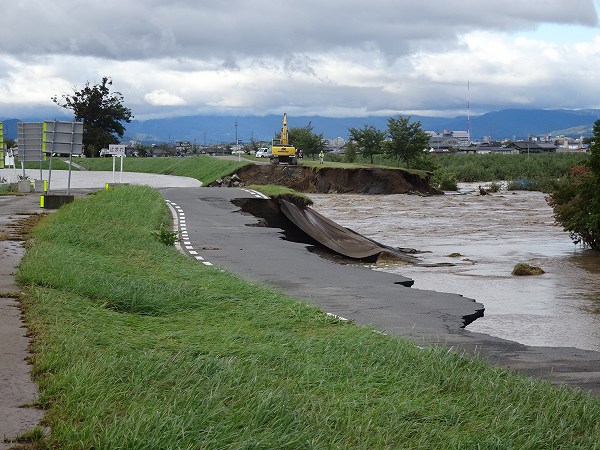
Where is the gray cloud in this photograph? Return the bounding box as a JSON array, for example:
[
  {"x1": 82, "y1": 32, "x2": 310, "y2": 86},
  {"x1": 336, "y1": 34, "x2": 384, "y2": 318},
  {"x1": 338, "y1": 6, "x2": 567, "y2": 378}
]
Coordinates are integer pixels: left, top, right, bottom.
[
  {"x1": 0, "y1": 0, "x2": 599, "y2": 120},
  {"x1": 1, "y1": 0, "x2": 596, "y2": 60}
]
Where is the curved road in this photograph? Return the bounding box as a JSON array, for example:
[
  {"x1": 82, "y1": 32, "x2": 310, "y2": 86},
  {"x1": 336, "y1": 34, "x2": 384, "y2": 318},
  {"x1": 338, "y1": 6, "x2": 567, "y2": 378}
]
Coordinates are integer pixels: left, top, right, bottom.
[{"x1": 161, "y1": 186, "x2": 600, "y2": 396}]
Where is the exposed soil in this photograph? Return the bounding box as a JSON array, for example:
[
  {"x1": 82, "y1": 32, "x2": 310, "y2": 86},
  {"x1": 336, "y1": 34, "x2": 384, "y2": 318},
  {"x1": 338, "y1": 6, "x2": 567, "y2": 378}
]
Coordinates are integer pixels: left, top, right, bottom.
[{"x1": 215, "y1": 165, "x2": 442, "y2": 195}]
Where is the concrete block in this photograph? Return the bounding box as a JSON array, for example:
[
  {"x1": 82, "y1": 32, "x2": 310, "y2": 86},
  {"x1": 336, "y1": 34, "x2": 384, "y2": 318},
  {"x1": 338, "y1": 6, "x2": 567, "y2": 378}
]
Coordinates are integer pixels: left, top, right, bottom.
[{"x1": 40, "y1": 194, "x2": 74, "y2": 209}]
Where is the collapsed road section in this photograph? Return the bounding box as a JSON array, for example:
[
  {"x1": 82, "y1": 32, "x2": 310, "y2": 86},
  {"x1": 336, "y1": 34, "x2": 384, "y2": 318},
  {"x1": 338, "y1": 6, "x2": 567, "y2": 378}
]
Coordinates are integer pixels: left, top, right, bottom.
[
  {"x1": 234, "y1": 195, "x2": 418, "y2": 267},
  {"x1": 162, "y1": 186, "x2": 483, "y2": 332}
]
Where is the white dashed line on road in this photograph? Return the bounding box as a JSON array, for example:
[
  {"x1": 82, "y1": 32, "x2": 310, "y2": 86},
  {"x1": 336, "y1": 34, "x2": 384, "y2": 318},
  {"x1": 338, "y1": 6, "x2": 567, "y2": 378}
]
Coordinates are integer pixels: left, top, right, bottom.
[
  {"x1": 241, "y1": 188, "x2": 270, "y2": 199},
  {"x1": 166, "y1": 200, "x2": 213, "y2": 266}
]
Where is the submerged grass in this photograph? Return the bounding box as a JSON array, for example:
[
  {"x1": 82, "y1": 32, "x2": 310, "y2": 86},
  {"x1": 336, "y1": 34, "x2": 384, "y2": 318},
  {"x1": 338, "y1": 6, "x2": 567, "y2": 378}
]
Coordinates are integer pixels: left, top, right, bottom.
[{"x1": 18, "y1": 186, "x2": 600, "y2": 448}]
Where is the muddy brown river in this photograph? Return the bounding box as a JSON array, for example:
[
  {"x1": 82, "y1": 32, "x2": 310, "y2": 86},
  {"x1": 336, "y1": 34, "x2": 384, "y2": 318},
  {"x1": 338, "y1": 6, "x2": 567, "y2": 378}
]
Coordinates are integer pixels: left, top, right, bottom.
[{"x1": 309, "y1": 183, "x2": 600, "y2": 351}]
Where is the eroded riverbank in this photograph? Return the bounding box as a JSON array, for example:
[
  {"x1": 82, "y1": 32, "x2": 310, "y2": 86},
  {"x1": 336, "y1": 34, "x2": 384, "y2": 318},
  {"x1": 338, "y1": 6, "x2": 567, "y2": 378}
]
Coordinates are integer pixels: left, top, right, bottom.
[{"x1": 309, "y1": 184, "x2": 600, "y2": 352}]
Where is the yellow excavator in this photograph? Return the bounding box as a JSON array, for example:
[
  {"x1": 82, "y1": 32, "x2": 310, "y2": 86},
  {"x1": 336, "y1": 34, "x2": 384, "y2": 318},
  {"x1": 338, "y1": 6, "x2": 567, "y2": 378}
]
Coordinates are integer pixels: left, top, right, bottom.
[{"x1": 270, "y1": 113, "x2": 298, "y2": 165}]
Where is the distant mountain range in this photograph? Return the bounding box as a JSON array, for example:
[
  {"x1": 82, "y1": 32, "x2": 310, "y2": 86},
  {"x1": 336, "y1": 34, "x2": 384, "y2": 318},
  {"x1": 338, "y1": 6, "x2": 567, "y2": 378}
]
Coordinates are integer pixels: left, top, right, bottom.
[{"x1": 3, "y1": 108, "x2": 600, "y2": 144}]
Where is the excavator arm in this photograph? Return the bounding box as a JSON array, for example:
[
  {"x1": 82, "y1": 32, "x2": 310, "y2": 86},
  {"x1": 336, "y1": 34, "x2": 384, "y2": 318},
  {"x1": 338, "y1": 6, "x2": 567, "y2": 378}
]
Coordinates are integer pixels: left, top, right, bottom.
[{"x1": 281, "y1": 113, "x2": 289, "y2": 145}]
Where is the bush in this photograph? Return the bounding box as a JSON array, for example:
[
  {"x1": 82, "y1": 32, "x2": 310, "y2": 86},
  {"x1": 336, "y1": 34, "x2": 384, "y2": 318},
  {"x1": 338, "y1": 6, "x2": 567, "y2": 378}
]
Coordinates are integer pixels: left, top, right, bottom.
[
  {"x1": 152, "y1": 224, "x2": 177, "y2": 246},
  {"x1": 432, "y1": 171, "x2": 458, "y2": 191},
  {"x1": 547, "y1": 120, "x2": 600, "y2": 250},
  {"x1": 547, "y1": 165, "x2": 600, "y2": 249},
  {"x1": 487, "y1": 181, "x2": 502, "y2": 193},
  {"x1": 344, "y1": 142, "x2": 358, "y2": 163}
]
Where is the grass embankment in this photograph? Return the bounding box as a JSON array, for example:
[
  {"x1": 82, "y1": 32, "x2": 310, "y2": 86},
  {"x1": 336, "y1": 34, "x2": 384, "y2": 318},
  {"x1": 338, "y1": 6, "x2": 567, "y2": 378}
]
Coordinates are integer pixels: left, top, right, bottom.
[
  {"x1": 17, "y1": 185, "x2": 600, "y2": 448},
  {"x1": 301, "y1": 156, "x2": 428, "y2": 176},
  {"x1": 76, "y1": 155, "x2": 249, "y2": 185},
  {"x1": 5, "y1": 159, "x2": 73, "y2": 172}
]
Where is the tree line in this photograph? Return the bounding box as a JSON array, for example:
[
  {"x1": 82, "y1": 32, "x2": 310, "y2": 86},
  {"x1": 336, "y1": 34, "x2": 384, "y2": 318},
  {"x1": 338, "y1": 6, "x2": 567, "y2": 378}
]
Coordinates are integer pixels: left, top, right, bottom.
[{"x1": 347, "y1": 117, "x2": 429, "y2": 167}]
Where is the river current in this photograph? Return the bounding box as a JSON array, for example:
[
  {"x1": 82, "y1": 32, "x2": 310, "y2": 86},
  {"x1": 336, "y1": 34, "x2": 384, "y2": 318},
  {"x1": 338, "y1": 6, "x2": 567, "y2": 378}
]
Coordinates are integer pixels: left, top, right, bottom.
[{"x1": 309, "y1": 183, "x2": 600, "y2": 351}]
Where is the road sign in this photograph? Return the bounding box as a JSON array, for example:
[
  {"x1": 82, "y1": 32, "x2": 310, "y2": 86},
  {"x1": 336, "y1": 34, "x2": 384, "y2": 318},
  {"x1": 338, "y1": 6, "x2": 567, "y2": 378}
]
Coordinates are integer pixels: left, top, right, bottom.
[
  {"x1": 42, "y1": 121, "x2": 83, "y2": 155},
  {"x1": 17, "y1": 122, "x2": 45, "y2": 162}
]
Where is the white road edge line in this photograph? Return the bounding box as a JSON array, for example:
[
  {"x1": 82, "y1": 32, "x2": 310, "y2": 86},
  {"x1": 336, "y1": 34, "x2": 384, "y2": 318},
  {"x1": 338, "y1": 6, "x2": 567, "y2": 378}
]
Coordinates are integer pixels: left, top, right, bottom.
[
  {"x1": 166, "y1": 200, "x2": 213, "y2": 265},
  {"x1": 241, "y1": 188, "x2": 270, "y2": 200}
]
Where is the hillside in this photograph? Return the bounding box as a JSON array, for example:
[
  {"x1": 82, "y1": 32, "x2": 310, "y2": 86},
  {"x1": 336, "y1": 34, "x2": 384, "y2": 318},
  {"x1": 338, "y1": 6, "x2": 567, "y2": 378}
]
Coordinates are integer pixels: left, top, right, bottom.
[{"x1": 3, "y1": 108, "x2": 600, "y2": 143}]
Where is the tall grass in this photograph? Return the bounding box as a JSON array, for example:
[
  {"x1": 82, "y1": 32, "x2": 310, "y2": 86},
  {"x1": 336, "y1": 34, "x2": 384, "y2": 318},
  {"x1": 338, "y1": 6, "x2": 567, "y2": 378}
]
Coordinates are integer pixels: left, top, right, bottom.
[
  {"x1": 328, "y1": 152, "x2": 589, "y2": 191},
  {"x1": 435, "y1": 153, "x2": 588, "y2": 184},
  {"x1": 18, "y1": 186, "x2": 600, "y2": 448},
  {"x1": 76, "y1": 155, "x2": 248, "y2": 185}
]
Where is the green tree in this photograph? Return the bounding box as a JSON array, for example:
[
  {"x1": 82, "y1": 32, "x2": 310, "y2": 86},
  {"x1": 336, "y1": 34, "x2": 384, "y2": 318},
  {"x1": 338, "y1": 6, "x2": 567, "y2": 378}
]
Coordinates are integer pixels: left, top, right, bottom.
[
  {"x1": 289, "y1": 123, "x2": 326, "y2": 160},
  {"x1": 52, "y1": 77, "x2": 133, "y2": 157},
  {"x1": 135, "y1": 143, "x2": 149, "y2": 157},
  {"x1": 348, "y1": 124, "x2": 385, "y2": 164},
  {"x1": 547, "y1": 119, "x2": 600, "y2": 249},
  {"x1": 344, "y1": 141, "x2": 358, "y2": 163},
  {"x1": 247, "y1": 137, "x2": 260, "y2": 154},
  {"x1": 386, "y1": 116, "x2": 430, "y2": 167}
]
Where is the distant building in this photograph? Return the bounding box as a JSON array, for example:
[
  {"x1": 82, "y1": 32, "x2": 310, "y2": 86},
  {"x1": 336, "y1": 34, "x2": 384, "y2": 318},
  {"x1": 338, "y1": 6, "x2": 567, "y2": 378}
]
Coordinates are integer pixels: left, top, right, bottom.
[
  {"x1": 510, "y1": 141, "x2": 556, "y2": 153},
  {"x1": 176, "y1": 141, "x2": 192, "y2": 155},
  {"x1": 427, "y1": 130, "x2": 470, "y2": 152},
  {"x1": 324, "y1": 137, "x2": 346, "y2": 153},
  {"x1": 473, "y1": 144, "x2": 519, "y2": 155}
]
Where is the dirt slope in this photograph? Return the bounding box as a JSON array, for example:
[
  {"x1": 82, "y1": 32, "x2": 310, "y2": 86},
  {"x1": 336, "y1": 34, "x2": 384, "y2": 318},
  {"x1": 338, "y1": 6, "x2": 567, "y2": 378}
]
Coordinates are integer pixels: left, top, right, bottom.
[{"x1": 224, "y1": 165, "x2": 441, "y2": 195}]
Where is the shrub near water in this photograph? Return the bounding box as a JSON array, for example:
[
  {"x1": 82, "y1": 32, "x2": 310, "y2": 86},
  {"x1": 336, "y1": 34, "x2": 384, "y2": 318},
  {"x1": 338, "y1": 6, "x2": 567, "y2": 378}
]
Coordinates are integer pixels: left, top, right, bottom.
[{"x1": 18, "y1": 186, "x2": 600, "y2": 448}]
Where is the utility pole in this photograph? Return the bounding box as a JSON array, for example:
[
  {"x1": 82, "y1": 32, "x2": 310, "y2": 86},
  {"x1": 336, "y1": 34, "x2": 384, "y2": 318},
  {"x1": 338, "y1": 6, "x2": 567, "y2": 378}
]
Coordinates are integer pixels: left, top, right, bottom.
[{"x1": 235, "y1": 120, "x2": 238, "y2": 149}]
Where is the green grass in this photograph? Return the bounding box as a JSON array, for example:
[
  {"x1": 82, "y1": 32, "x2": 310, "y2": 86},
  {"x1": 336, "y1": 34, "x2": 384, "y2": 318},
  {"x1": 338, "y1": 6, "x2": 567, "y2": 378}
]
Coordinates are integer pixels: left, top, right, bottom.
[
  {"x1": 17, "y1": 186, "x2": 600, "y2": 448},
  {"x1": 12, "y1": 158, "x2": 73, "y2": 171},
  {"x1": 76, "y1": 155, "x2": 249, "y2": 185},
  {"x1": 302, "y1": 156, "x2": 428, "y2": 175},
  {"x1": 248, "y1": 184, "x2": 314, "y2": 208},
  {"x1": 0, "y1": 183, "x2": 17, "y2": 194}
]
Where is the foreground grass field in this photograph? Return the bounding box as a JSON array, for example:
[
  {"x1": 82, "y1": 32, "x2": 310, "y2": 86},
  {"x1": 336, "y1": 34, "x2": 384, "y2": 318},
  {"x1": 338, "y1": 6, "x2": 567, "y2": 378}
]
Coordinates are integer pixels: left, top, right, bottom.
[{"x1": 16, "y1": 185, "x2": 600, "y2": 448}]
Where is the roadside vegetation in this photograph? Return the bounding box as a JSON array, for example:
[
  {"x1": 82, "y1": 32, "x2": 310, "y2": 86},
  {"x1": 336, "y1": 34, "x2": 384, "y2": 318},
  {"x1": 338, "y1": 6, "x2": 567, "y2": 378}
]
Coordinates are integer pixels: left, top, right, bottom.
[
  {"x1": 16, "y1": 185, "x2": 600, "y2": 448},
  {"x1": 0, "y1": 184, "x2": 17, "y2": 194}
]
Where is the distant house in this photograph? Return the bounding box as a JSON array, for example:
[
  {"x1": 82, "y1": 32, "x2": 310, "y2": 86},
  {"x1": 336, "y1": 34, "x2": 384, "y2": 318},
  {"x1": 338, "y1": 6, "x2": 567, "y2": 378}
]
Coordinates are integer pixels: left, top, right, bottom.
[
  {"x1": 150, "y1": 147, "x2": 169, "y2": 157},
  {"x1": 537, "y1": 142, "x2": 558, "y2": 153},
  {"x1": 474, "y1": 145, "x2": 519, "y2": 155},
  {"x1": 554, "y1": 137, "x2": 587, "y2": 152},
  {"x1": 510, "y1": 141, "x2": 556, "y2": 153}
]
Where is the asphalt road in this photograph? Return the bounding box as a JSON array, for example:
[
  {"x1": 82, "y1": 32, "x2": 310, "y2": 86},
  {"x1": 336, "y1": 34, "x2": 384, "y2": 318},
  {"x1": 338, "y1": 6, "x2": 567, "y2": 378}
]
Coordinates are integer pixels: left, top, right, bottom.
[
  {"x1": 161, "y1": 186, "x2": 600, "y2": 396},
  {"x1": 161, "y1": 187, "x2": 483, "y2": 335}
]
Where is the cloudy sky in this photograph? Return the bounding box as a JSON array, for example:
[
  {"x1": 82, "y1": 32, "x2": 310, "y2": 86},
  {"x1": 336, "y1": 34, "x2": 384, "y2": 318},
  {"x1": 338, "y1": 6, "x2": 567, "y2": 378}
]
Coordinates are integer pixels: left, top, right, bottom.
[{"x1": 1, "y1": 0, "x2": 600, "y2": 121}]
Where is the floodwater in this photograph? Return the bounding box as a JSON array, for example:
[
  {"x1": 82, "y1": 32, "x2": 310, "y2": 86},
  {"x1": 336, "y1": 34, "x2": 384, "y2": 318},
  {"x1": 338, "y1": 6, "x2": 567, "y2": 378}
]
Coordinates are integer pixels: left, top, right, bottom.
[{"x1": 309, "y1": 184, "x2": 600, "y2": 351}]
